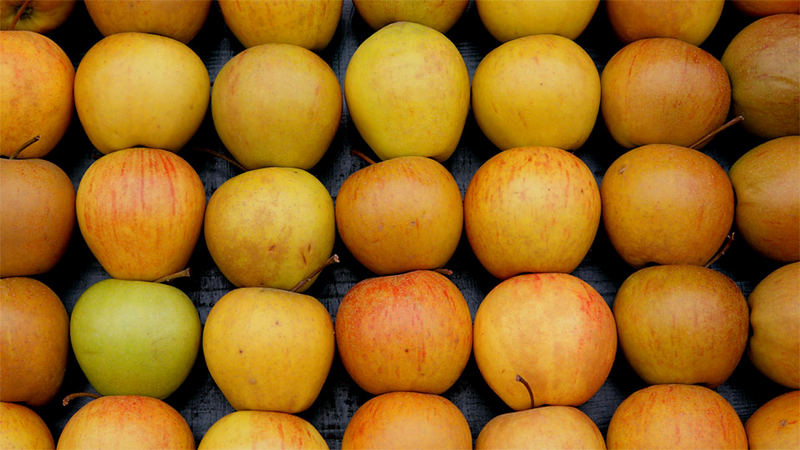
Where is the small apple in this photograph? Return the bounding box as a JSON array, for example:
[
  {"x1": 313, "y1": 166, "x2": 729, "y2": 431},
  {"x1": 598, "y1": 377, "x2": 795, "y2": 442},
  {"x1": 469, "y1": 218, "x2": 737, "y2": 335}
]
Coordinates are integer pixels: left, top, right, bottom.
[
  {"x1": 202, "y1": 287, "x2": 335, "y2": 413},
  {"x1": 0, "y1": 277, "x2": 68, "y2": 407},
  {"x1": 475, "y1": 0, "x2": 599, "y2": 41},
  {"x1": 0, "y1": 402, "x2": 54, "y2": 449},
  {"x1": 733, "y1": 0, "x2": 799, "y2": 16},
  {"x1": 85, "y1": 0, "x2": 211, "y2": 43},
  {"x1": 606, "y1": 0, "x2": 724, "y2": 46},
  {"x1": 0, "y1": 0, "x2": 74, "y2": 32},
  {"x1": 198, "y1": 411, "x2": 328, "y2": 449},
  {"x1": 745, "y1": 390, "x2": 800, "y2": 449},
  {"x1": 76, "y1": 147, "x2": 206, "y2": 281},
  {"x1": 344, "y1": 21, "x2": 470, "y2": 162},
  {"x1": 341, "y1": 392, "x2": 472, "y2": 449},
  {"x1": 353, "y1": 0, "x2": 467, "y2": 33}
]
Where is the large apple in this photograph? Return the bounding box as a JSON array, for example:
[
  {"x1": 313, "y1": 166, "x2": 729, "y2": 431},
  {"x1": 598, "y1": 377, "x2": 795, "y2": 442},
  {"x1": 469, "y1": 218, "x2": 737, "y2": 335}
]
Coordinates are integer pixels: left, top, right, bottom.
[
  {"x1": 464, "y1": 147, "x2": 600, "y2": 279},
  {"x1": 204, "y1": 167, "x2": 335, "y2": 291},
  {"x1": 211, "y1": 43, "x2": 341, "y2": 170},
  {"x1": 218, "y1": 0, "x2": 342, "y2": 50},
  {"x1": 600, "y1": 144, "x2": 734, "y2": 268},
  {"x1": 0, "y1": 0, "x2": 74, "y2": 32},
  {"x1": 335, "y1": 270, "x2": 472, "y2": 395},
  {"x1": 76, "y1": 147, "x2": 206, "y2": 281},
  {"x1": 202, "y1": 287, "x2": 335, "y2": 413},
  {"x1": 613, "y1": 265, "x2": 749, "y2": 387},
  {"x1": 606, "y1": 0, "x2": 723, "y2": 45},
  {"x1": 85, "y1": 0, "x2": 211, "y2": 43},
  {"x1": 344, "y1": 21, "x2": 469, "y2": 161},
  {"x1": 198, "y1": 411, "x2": 328, "y2": 449},
  {"x1": 0, "y1": 277, "x2": 68, "y2": 407},
  {"x1": 74, "y1": 32, "x2": 209, "y2": 154},
  {"x1": 335, "y1": 156, "x2": 463, "y2": 275},
  {"x1": 0, "y1": 30, "x2": 73, "y2": 158},
  {"x1": 476, "y1": 404, "x2": 605, "y2": 449},
  {"x1": 729, "y1": 136, "x2": 799, "y2": 262},
  {"x1": 353, "y1": 0, "x2": 467, "y2": 33},
  {"x1": 606, "y1": 384, "x2": 748, "y2": 449},
  {"x1": 471, "y1": 34, "x2": 600, "y2": 151},
  {"x1": 473, "y1": 273, "x2": 617, "y2": 409},
  {"x1": 0, "y1": 156, "x2": 74, "y2": 277},
  {"x1": 745, "y1": 390, "x2": 800, "y2": 449},
  {"x1": 601, "y1": 37, "x2": 730, "y2": 148},
  {"x1": 341, "y1": 392, "x2": 472, "y2": 449},
  {"x1": 475, "y1": 0, "x2": 599, "y2": 41},
  {"x1": 0, "y1": 402, "x2": 54, "y2": 449}
]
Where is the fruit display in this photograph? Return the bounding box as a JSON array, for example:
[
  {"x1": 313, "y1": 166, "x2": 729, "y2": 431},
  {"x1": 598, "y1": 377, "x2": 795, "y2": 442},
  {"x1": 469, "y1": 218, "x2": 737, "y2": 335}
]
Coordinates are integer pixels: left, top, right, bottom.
[{"x1": 0, "y1": 1, "x2": 797, "y2": 448}]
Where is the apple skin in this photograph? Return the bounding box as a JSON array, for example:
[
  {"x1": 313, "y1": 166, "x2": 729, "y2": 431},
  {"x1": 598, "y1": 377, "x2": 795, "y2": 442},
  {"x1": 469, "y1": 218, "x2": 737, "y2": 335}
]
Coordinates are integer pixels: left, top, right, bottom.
[
  {"x1": 606, "y1": 0, "x2": 723, "y2": 46},
  {"x1": 0, "y1": 402, "x2": 55, "y2": 449},
  {"x1": 341, "y1": 392, "x2": 472, "y2": 449},
  {"x1": 198, "y1": 411, "x2": 328, "y2": 450},
  {"x1": 473, "y1": 273, "x2": 617, "y2": 410},
  {"x1": 745, "y1": 390, "x2": 800, "y2": 449},
  {"x1": 202, "y1": 287, "x2": 335, "y2": 413},
  {"x1": 721, "y1": 14, "x2": 799, "y2": 139},
  {"x1": 613, "y1": 265, "x2": 749, "y2": 388},
  {"x1": 204, "y1": 167, "x2": 335, "y2": 291},
  {"x1": 606, "y1": 384, "x2": 748, "y2": 449},
  {"x1": 471, "y1": 34, "x2": 600, "y2": 151},
  {"x1": 56, "y1": 396, "x2": 194, "y2": 449},
  {"x1": 0, "y1": 0, "x2": 74, "y2": 32},
  {"x1": 344, "y1": 21, "x2": 470, "y2": 162},
  {"x1": 475, "y1": 0, "x2": 599, "y2": 41},
  {"x1": 733, "y1": 0, "x2": 799, "y2": 16},
  {"x1": 74, "y1": 32, "x2": 209, "y2": 154},
  {"x1": 600, "y1": 144, "x2": 734, "y2": 268},
  {"x1": 728, "y1": 136, "x2": 800, "y2": 262},
  {"x1": 353, "y1": 0, "x2": 467, "y2": 33},
  {"x1": 748, "y1": 262, "x2": 800, "y2": 389},
  {"x1": 464, "y1": 147, "x2": 601, "y2": 279},
  {"x1": 601, "y1": 37, "x2": 731, "y2": 149},
  {"x1": 76, "y1": 148, "x2": 206, "y2": 281},
  {"x1": 218, "y1": 0, "x2": 342, "y2": 50},
  {"x1": 335, "y1": 156, "x2": 463, "y2": 275},
  {"x1": 335, "y1": 270, "x2": 472, "y2": 395},
  {"x1": 0, "y1": 277, "x2": 68, "y2": 407},
  {"x1": 0, "y1": 157, "x2": 74, "y2": 277},
  {"x1": 476, "y1": 405, "x2": 606, "y2": 450},
  {"x1": 69, "y1": 279, "x2": 201, "y2": 399},
  {"x1": 84, "y1": 0, "x2": 211, "y2": 44},
  {"x1": 0, "y1": 30, "x2": 73, "y2": 158},
  {"x1": 211, "y1": 43, "x2": 341, "y2": 170}
]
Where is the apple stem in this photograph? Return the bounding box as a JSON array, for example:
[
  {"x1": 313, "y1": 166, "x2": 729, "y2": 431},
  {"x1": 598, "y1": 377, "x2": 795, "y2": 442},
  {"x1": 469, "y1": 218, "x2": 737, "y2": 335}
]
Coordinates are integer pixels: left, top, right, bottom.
[
  {"x1": 434, "y1": 268, "x2": 454, "y2": 276},
  {"x1": 9, "y1": 0, "x2": 32, "y2": 30},
  {"x1": 8, "y1": 135, "x2": 40, "y2": 160},
  {"x1": 62, "y1": 392, "x2": 101, "y2": 407},
  {"x1": 689, "y1": 116, "x2": 744, "y2": 149},
  {"x1": 154, "y1": 268, "x2": 191, "y2": 283},
  {"x1": 192, "y1": 147, "x2": 246, "y2": 172},
  {"x1": 350, "y1": 149, "x2": 377, "y2": 165},
  {"x1": 704, "y1": 232, "x2": 735, "y2": 268},
  {"x1": 290, "y1": 254, "x2": 340, "y2": 292},
  {"x1": 516, "y1": 374, "x2": 536, "y2": 410}
]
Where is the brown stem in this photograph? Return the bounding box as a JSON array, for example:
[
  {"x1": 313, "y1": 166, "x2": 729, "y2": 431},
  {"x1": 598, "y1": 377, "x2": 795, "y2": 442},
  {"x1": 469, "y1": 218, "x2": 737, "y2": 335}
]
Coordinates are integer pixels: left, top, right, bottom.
[
  {"x1": 704, "y1": 232, "x2": 735, "y2": 268},
  {"x1": 9, "y1": 135, "x2": 39, "y2": 159},
  {"x1": 193, "y1": 147, "x2": 246, "y2": 172},
  {"x1": 350, "y1": 149, "x2": 377, "y2": 165},
  {"x1": 689, "y1": 116, "x2": 744, "y2": 149},
  {"x1": 291, "y1": 254, "x2": 340, "y2": 292},
  {"x1": 516, "y1": 374, "x2": 535, "y2": 410},
  {"x1": 154, "y1": 268, "x2": 191, "y2": 283},
  {"x1": 434, "y1": 268, "x2": 454, "y2": 276},
  {"x1": 62, "y1": 392, "x2": 100, "y2": 406},
  {"x1": 9, "y1": 0, "x2": 32, "y2": 30}
]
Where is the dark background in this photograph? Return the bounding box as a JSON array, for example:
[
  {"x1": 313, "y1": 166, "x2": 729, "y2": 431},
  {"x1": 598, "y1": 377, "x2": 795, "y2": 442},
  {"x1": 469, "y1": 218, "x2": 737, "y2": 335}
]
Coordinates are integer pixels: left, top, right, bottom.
[{"x1": 26, "y1": 0, "x2": 792, "y2": 447}]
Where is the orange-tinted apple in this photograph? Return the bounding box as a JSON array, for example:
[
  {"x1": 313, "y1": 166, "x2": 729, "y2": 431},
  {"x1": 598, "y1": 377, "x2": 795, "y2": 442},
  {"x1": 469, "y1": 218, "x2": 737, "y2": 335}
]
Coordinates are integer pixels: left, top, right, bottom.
[
  {"x1": 0, "y1": 0, "x2": 74, "y2": 32},
  {"x1": 475, "y1": 0, "x2": 599, "y2": 41},
  {"x1": 745, "y1": 390, "x2": 800, "y2": 449},
  {"x1": 476, "y1": 404, "x2": 605, "y2": 449},
  {"x1": 353, "y1": 0, "x2": 467, "y2": 32},
  {"x1": 198, "y1": 411, "x2": 328, "y2": 449},
  {"x1": 733, "y1": 0, "x2": 799, "y2": 16},
  {"x1": 84, "y1": 0, "x2": 211, "y2": 43},
  {"x1": 0, "y1": 402, "x2": 54, "y2": 449},
  {"x1": 606, "y1": 0, "x2": 723, "y2": 45}
]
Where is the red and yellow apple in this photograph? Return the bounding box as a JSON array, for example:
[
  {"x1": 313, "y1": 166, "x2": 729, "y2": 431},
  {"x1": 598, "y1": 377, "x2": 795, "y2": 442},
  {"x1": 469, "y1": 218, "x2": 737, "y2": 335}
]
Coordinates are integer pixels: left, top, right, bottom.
[
  {"x1": 475, "y1": 0, "x2": 599, "y2": 41},
  {"x1": 476, "y1": 405, "x2": 605, "y2": 449},
  {"x1": 746, "y1": 390, "x2": 800, "y2": 449},
  {"x1": 84, "y1": 0, "x2": 211, "y2": 43},
  {"x1": 0, "y1": 402, "x2": 54, "y2": 449},
  {"x1": 606, "y1": 0, "x2": 724, "y2": 45},
  {"x1": 0, "y1": 0, "x2": 74, "y2": 32},
  {"x1": 353, "y1": 0, "x2": 467, "y2": 33},
  {"x1": 198, "y1": 411, "x2": 328, "y2": 449},
  {"x1": 733, "y1": 0, "x2": 799, "y2": 16}
]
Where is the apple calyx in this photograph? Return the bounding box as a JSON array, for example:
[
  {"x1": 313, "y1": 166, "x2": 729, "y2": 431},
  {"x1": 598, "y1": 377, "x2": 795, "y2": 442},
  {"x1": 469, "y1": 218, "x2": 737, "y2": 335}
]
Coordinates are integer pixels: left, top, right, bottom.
[
  {"x1": 7, "y1": 135, "x2": 40, "y2": 160},
  {"x1": 9, "y1": 0, "x2": 32, "y2": 30},
  {"x1": 62, "y1": 392, "x2": 101, "y2": 406},
  {"x1": 516, "y1": 374, "x2": 536, "y2": 410},
  {"x1": 690, "y1": 116, "x2": 744, "y2": 149},
  {"x1": 154, "y1": 268, "x2": 192, "y2": 284},
  {"x1": 704, "y1": 232, "x2": 735, "y2": 268},
  {"x1": 350, "y1": 149, "x2": 377, "y2": 165},
  {"x1": 290, "y1": 254, "x2": 340, "y2": 292},
  {"x1": 193, "y1": 147, "x2": 246, "y2": 172}
]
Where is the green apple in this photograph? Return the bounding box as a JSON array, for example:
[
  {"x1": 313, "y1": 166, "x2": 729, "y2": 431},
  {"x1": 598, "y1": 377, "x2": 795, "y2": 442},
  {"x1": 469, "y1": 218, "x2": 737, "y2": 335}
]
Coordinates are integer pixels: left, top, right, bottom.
[
  {"x1": 0, "y1": 402, "x2": 54, "y2": 449},
  {"x1": 198, "y1": 411, "x2": 328, "y2": 449},
  {"x1": 745, "y1": 391, "x2": 800, "y2": 449},
  {"x1": 0, "y1": 0, "x2": 74, "y2": 33},
  {"x1": 353, "y1": 0, "x2": 467, "y2": 33},
  {"x1": 606, "y1": 0, "x2": 724, "y2": 46},
  {"x1": 69, "y1": 279, "x2": 201, "y2": 399},
  {"x1": 85, "y1": 0, "x2": 211, "y2": 44},
  {"x1": 476, "y1": 404, "x2": 605, "y2": 449},
  {"x1": 476, "y1": 0, "x2": 599, "y2": 41}
]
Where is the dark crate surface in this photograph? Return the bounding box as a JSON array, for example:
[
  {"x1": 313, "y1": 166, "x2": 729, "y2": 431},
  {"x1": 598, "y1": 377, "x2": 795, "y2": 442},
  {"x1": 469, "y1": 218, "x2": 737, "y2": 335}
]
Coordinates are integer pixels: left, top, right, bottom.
[{"x1": 27, "y1": 1, "x2": 792, "y2": 448}]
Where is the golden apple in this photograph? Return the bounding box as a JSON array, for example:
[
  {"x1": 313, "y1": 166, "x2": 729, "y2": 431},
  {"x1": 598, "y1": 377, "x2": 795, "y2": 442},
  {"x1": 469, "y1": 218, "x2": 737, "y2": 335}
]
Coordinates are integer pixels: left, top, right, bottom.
[
  {"x1": 0, "y1": 402, "x2": 54, "y2": 449},
  {"x1": 746, "y1": 390, "x2": 800, "y2": 449},
  {"x1": 353, "y1": 0, "x2": 467, "y2": 33},
  {"x1": 476, "y1": 405, "x2": 605, "y2": 449},
  {"x1": 606, "y1": 0, "x2": 724, "y2": 45},
  {"x1": 84, "y1": 0, "x2": 212, "y2": 43},
  {"x1": 0, "y1": 0, "x2": 74, "y2": 32},
  {"x1": 475, "y1": 0, "x2": 599, "y2": 41},
  {"x1": 733, "y1": 0, "x2": 799, "y2": 17},
  {"x1": 198, "y1": 411, "x2": 328, "y2": 449}
]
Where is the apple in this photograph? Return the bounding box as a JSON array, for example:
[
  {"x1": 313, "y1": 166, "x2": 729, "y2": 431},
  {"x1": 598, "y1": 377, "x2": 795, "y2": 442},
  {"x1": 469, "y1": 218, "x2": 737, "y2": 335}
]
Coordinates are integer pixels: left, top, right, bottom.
[
  {"x1": 600, "y1": 144, "x2": 734, "y2": 268},
  {"x1": 341, "y1": 392, "x2": 472, "y2": 449},
  {"x1": 613, "y1": 265, "x2": 749, "y2": 387},
  {"x1": 204, "y1": 167, "x2": 335, "y2": 291},
  {"x1": 57, "y1": 396, "x2": 194, "y2": 449},
  {"x1": 473, "y1": 273, "x2": 616, "y2": 409},
  {"x1": 476, "y1": 404, "x2": 605, "y2": 449},
  {"x1": 745, "y1": 390, "x2": 800, "y2": 449},
  {"x1": 748, "y1": 262, "x2": 800, "y2": 389},
  {"x1": 464, "y1": 147, "x2": 600, "y2": 279},
  {"x1": 0, "y1": 402, "x2": 54, "y2": 449},
  {"x1": 344, "y1": 21, "x2": 470, "y2": 162},
  {"x1": 721, "y1": 14, "x2": 799, "y2": 139},
  {"x1": 198, "y1": 411, "x2": 328, "y2": 449},
  {"x1": 335, "y1": 156, "x2": 463, "y2": 275},
  {"x1": 606, "y1": 384, "x2": 748, "y2": 449},
  {"x1": 202, "y1": 287, "x2": 335, "y2": 413},
  {"x1": 606, "y1": 0, "x2": 724, "y2": 46},
  {"x1": 353, "y1": 0, "x2": 467, "y2": 33},
  {"x1": 84, "y1": 0, "x2": 211, "y2": 43},
  {"x1": 218, "y1": 0, "x2": 342, "y2": 50},
  {"x1": 211, "y1": 43, "x2": 341, "y2": 170},
  {"x1": 0, "y1": 30, "x2": 73, "y2": 158},
  {"x1": 728, "y1": 136, "x2": 800, "y2": 262},
  {"x1": 471, "y1": 34, "x2": 600, "y2": 151},
  {"x1": 475, "y1": 0, "x2": 599, "y2": 41},
  {"x1": 0, "y1": 155, "x2": 74, "y2": 277},
  {"x1": 733, "y1": 0, "x2": 799, "y2": 16},
  {"x1": 76, "y1": 147, "x2": 206, "y2": 281},
  {"x1": 73, "y1": 32, "x2": 209, "y2": 154},
  {"x1": 0, "y1": 0, "x2": 74, "y2": 32},
  {"x1": 601, "y1": 37, "x2": 731, "y2": 148},
  {"x1": 335, "y1": 270, "x2": 472, "y2": 395},
  {"x1": 0, "y1": 277, "x2": 68, "y2": 406}
]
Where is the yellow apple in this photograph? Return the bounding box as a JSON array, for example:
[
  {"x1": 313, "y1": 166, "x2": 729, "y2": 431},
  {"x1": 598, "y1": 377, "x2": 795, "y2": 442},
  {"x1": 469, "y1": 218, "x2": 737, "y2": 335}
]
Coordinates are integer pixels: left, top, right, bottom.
[
  {"x1": 211, "y1": 43, "x2": 341, "y2": 170},
  {"x1": 0, "y1": 402, "x2": 54, "y2": 449},
  {"x1": 475, "y1": 0, "x2": 599, "y2": 41},
  {"x1": 606, "y1": 0, "x2": 724, "y2": 45},
  {"x1": 74, "y1": 32, "x2": 209, "y2": 154},
  {"x1": 476, "y1": 405, "x2": 605, "y2": 449},
  {"x1": 0, "y1": 0, "x2": 74, "y2": 32},
  {"x1": 353, "y1": 0, "x2": 467, "y2": 32},
  {"x1": 746, "y1": 391, "x2": 800, "y2": 449},
  {"x1": 84, "y1": 0, "x2": 212, "y2": 43},
  {"x1": 198, "y1": 411, "x2": 328, "y2": 449},
  {"x1": 471, "y1": 34, "x2": 600, "y2": 151},
  {"x1": 733, "y1": 0, "x2": 799, "y2": 17},
  {"x1": 344, "y1": 21, "x2": 470, "y2": 161}
]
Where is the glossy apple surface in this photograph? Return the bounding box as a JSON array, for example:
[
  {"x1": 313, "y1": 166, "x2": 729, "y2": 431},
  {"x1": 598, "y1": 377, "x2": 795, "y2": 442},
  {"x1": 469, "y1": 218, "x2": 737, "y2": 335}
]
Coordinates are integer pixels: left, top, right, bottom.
[{"x1": 85, "y1": 0, "x2": 211, "y2": 43}]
